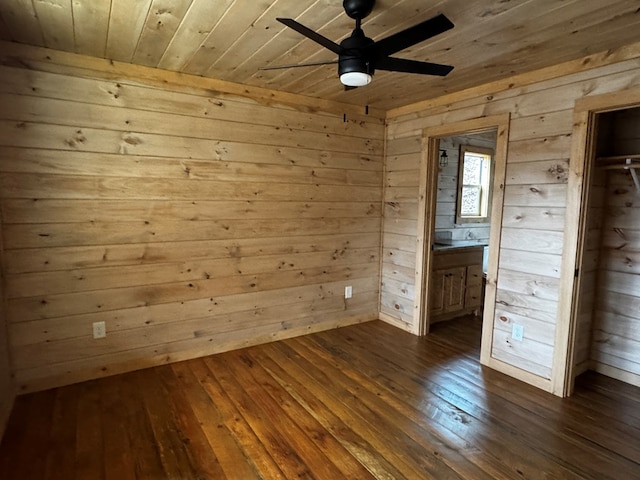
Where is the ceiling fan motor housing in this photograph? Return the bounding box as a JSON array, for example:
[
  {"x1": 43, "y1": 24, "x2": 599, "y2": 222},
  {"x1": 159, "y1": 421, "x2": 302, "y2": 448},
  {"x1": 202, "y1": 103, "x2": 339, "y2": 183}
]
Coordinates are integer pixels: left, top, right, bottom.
[
  {"x1": 338, "y1": 28, "x2": 375, "y2": 77},
  {"x1": 338, "y1": 55, "x2": 372, "y2": 80}
]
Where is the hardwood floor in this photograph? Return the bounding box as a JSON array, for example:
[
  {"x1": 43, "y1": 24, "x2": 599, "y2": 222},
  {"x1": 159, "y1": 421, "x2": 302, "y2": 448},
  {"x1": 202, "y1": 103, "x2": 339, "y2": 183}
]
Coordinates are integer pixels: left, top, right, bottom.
[{"x1": 1, "y1": 317, "x2": 639, "y2": 479}]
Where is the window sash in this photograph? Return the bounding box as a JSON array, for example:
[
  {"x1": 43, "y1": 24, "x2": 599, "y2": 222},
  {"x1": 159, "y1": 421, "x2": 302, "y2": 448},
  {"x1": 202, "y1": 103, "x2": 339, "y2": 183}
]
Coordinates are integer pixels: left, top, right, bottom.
[{"x1": 456, "y1": 145, "x2": 493, "y2": 224}]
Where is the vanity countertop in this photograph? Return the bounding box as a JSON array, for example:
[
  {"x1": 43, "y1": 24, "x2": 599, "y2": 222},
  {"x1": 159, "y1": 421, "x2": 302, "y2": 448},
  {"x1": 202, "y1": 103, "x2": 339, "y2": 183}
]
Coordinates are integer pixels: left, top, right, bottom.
[{"x1": 433, "y1": 241, "x2": 487, "y2": 252}]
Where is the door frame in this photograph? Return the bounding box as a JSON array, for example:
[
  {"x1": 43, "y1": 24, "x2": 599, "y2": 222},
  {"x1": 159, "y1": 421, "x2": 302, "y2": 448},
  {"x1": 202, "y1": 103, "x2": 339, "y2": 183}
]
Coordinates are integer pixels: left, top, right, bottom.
[
  {"x1": 414, "y1": 114, "x2": 510, "y2": 365},
  {"x1": 554, "y1": 86, "x2": 640, "y2": 397}
]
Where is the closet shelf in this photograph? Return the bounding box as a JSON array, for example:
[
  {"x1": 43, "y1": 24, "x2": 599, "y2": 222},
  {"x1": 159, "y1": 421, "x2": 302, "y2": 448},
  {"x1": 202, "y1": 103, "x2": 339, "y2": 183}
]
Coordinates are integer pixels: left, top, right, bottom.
[{"x1": 595, "y1": 154, "x2": 640, "y2": 167}]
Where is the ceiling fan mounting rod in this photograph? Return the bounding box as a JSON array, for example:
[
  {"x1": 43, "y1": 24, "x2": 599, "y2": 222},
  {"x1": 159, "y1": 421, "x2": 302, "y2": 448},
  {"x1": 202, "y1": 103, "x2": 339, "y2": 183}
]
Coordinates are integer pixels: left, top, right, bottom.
[{"x1": 343, "y1": 0, "x2": 375, "y2": 20}]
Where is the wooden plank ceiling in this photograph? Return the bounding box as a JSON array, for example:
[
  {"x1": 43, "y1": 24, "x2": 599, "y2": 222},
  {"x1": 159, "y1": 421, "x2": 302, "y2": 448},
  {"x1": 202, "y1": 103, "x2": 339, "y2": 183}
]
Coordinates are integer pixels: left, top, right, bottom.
[{"x1": 1, "y1": 0, "x2": 639, "y2": 111}]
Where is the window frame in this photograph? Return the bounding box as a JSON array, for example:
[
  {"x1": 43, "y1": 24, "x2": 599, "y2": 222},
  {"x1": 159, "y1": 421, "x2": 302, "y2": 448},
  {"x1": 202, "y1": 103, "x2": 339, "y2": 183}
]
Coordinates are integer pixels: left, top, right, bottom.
[{"x1": 455, "y1": 145, "x2": 494, "y2": 224}]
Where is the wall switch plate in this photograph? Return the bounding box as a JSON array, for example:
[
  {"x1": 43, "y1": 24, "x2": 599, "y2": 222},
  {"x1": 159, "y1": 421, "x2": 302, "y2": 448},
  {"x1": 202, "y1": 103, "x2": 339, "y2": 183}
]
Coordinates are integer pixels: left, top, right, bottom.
[
  {"x1": 345, "y1": 285, "x2": 352, "y2": 299},
  {"x1": 93, "y1": 321, "x2": 106, "y2": 339},
  {"x1": 512, "y1": 324, "x2": 524, "y2": 342}
]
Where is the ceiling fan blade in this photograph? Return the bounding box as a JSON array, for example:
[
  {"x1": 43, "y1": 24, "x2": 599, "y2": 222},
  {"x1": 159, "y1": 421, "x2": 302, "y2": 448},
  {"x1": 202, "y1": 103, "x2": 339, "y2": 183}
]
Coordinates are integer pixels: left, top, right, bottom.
[
  {"x1": 277, "y1": 18, "x2": 343, "y2": 55},
  {"x1": 372, "y1": 13, "x2": 454, "y2": 58},
  {"x1": 260, "y1": 60, "x2": 338, "y2": 71},
  {"x1": 376, "y1": 56, "x2": 454, "y2": 76}
]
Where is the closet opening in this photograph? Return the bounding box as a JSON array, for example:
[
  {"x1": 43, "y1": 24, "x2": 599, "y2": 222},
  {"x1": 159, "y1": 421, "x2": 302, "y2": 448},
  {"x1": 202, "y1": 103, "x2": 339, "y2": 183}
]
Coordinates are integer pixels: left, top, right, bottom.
[{"x1": 571, "y1": 106, "x2": 640, "y2": 390}]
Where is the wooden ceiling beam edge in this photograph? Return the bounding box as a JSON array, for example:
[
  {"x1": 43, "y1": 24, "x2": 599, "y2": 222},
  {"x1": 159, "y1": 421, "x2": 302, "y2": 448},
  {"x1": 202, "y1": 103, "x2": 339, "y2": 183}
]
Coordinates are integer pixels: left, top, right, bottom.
[
  {"x1": 0, "y1": 40, "x2": 385, "y2": 121},
  {"x1": 386, "y1": 40, "x2": 640, "y2": 120}
]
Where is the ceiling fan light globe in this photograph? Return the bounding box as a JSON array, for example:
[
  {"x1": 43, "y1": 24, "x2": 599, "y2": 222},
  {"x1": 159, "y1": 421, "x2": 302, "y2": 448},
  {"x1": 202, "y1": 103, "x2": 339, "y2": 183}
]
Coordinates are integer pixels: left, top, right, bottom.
[{"x1": 340, "y1": 71, "x2": 372, "y2": 87}]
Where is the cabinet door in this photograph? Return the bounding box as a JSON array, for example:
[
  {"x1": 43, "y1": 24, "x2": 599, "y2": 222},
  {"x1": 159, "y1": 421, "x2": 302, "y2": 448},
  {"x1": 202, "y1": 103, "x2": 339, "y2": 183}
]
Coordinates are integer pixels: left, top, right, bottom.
[
  {"x1": 444, "y1": 267, "x2": 466, "y2": 313},
  {"x1": 431, "y1": 267, "x2": 466, "y2": 316}
]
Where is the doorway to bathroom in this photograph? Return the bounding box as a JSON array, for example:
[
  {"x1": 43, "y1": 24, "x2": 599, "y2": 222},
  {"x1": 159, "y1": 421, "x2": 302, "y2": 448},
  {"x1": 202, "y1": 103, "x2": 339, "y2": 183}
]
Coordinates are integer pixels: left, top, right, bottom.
[{"x1": 415, "y1": 114, "x2": 510, "y2": 369}]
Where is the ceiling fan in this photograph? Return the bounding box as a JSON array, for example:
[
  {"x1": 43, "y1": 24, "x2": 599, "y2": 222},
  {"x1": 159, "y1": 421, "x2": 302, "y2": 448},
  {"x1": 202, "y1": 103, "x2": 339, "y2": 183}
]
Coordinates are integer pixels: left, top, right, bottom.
[{"x1": 262, "y1": 0, "x2": 454, "y2": 88}]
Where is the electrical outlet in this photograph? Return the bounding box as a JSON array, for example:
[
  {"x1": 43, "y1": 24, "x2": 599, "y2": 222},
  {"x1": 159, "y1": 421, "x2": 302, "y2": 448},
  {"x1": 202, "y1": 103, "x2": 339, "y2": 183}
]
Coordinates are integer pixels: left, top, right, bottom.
[
  {"x1": 93, "y1": 321, "x2": 106, "y2": 339},
  {"x1": 512, "y1": 323, "x2": 524, "y2": 342},
  {"x1": 345, "y1": 285, "x2": 353, "y2": 299}
]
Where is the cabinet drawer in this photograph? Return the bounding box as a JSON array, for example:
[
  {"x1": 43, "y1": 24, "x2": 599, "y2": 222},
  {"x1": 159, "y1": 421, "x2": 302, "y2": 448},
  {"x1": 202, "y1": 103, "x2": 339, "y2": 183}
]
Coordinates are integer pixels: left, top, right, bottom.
[
  {"x1": 465, "y1": 284, "x2": 483, "y2": 308},
  {"x1": 466, "y1": 265, "x2": 483, "y2": 286}
]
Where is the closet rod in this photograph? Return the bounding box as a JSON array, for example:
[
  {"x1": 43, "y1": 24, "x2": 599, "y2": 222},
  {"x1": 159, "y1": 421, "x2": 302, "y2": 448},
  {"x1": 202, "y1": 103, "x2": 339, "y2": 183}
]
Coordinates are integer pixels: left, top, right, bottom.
[
  {"x1": 595, "y1": 155, "x2": 640, "y2": 169},
  {"x1": 595, "y1": 157, "x2": 640, "y2": 193},
  {"x1": 595, "y1": 153, "x2": 640, "y2": 163},
  {"x1": 597, "y1": 162, "x2": 640, "y2": 170}
]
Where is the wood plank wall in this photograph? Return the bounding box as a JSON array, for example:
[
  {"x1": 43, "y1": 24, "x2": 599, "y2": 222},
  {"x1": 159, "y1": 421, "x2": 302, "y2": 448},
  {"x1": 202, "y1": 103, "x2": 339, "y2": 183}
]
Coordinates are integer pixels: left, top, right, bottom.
[
  {"x1": 0, "y1": 44, "x2": 385, "y2": 393},
  {"x1": 381, "y1": 135, "x2": 421, "y2": 327},
  {"x1": 382, "y1": 51, "x2": 640, "y2": 385}
]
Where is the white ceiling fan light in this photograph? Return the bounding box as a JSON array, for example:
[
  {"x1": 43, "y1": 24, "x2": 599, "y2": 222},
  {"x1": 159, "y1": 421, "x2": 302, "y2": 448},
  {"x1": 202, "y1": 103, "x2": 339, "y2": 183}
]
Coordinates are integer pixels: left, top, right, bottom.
[
  {"x1": 340, "y1": 71, "x2": 372, "y2": 87},
  {"x1": 338, "y1": 52, "x2": 373, "y2": 86}
]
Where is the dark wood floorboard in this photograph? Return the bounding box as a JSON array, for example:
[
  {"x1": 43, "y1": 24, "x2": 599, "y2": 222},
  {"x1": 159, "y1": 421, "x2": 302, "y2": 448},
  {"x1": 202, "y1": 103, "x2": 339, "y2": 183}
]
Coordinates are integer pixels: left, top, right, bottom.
[{"x1": 1, "y1": 316, "x2": 640, "y2": 479}]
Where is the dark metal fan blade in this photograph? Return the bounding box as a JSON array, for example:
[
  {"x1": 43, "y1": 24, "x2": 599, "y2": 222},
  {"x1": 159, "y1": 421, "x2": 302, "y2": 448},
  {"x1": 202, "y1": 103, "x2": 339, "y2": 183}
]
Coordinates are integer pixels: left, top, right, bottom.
[
  {"x1": 376, "y1": 56, "x2": 454, "y2": 76},
  {"x1": 277, "y1": 18, "x2": 342, "y2": 55},
  {"x1": 372, "y1": 13, "x2": 454, "y2": 58},
  {"x1": 259, "y1": 60, "x2": 338, "y2": 71}
]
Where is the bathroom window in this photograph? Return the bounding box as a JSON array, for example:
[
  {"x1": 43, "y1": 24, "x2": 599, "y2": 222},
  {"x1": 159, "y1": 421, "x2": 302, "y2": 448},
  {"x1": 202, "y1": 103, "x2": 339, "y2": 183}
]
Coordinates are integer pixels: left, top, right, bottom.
[{"x1": 456, "y1": 145, "x2": 493, "y2": 224}]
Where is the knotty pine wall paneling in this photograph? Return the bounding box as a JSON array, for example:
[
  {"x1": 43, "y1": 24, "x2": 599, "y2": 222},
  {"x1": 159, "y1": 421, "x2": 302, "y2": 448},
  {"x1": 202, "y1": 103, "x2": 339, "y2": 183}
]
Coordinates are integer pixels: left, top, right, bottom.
[
  {"x1": 382, "y1": 49, "x2": 640, "y2": 391},
  {"x1": 0, "y1": 47, "x2": 385, "y2": 393},
  {"x1": 381, "y1": 136, "x2": 421, "y2": 328}
]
